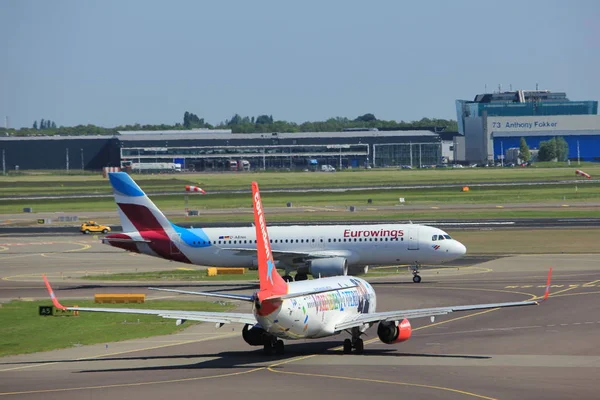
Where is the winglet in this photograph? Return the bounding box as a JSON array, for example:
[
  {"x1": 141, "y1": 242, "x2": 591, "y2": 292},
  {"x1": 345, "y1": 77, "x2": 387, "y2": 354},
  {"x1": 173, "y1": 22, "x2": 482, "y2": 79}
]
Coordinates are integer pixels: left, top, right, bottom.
[
  {"x1": 42, "y1": 275, "x2": 66, "y2": 310},
  {"x1": 542, "y1": 267, "x2": 552, "y2": 302}
]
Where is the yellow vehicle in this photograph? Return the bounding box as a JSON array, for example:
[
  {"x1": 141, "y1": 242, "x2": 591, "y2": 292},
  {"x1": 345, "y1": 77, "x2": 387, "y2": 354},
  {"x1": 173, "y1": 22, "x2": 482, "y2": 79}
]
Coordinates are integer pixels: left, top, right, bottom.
[{"x1": 80, "y1": 221, "x2": 111, "y2": 234}]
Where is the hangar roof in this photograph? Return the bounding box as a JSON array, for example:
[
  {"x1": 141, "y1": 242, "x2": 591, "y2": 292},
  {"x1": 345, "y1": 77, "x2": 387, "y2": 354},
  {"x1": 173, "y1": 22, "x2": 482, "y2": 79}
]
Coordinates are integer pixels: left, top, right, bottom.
[{"x1": 116, "y1": 130, "x2": 439, "y2": 141}]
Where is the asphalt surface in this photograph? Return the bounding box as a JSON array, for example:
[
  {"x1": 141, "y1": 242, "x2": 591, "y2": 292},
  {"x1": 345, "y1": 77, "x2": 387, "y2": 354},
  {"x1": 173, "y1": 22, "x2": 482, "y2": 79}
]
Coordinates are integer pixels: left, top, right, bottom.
[
  {"x1": 0, "y1": 236, "x2": 599, "y2": 399},
  {"x1": 2, "y1": 217, "x2": 600, "y2": 236}
]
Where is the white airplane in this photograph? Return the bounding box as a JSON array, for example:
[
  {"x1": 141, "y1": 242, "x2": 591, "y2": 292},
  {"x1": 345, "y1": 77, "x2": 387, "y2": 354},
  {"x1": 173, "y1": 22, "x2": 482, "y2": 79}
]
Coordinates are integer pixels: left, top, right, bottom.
[
  {"x1": 44, "y1": 181, "x2": 552, "y2": 355},
  {"x1": 102, "y1": 172, "x2": 466, "y2": 283}
]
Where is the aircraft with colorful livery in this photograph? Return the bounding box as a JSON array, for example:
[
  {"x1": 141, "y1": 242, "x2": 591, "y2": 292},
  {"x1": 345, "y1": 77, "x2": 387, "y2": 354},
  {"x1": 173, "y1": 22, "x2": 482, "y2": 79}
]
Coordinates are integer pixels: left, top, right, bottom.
[
  {"x1": 43, "y1": 182, "x2": 552, "y2": 355},
  {"x1": 102, "y1": 172, "x2": 466, "y2": 283}
]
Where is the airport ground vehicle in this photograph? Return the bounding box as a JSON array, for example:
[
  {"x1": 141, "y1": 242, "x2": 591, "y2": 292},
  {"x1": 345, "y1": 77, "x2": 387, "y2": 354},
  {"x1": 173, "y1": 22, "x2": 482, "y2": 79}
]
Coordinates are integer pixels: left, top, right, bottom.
[{"x1": 80, "y1": 221, "x2": 111, "y2": 234}]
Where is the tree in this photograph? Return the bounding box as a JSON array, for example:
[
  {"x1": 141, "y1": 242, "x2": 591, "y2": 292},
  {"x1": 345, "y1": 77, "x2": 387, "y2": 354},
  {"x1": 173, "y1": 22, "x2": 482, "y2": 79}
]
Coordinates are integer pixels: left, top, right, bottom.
[
  {"x1": 40, "y1": 119, "x2": 45, "y2": 130},
  {"x1": 33, "y1": 121, "x2": 38, "y2": 130},
  {"x1": 555, "y1": 137, "x2": 569, "y2": 161},
  {"x1": 51, "y1": 121, "x2": 57, "y2": 129},
  {"x1": 538, "y1": 138, "x2": 557, "y2": 161},
  {"x1": 354, "y1": 113, "x2": 377, "y2": 122},
  {"x1": 519, "y1": 137, "x2": 530, "y2": 162},
  {"x1": 255, "y1": 115, "x2": 273, "y2": 124}
]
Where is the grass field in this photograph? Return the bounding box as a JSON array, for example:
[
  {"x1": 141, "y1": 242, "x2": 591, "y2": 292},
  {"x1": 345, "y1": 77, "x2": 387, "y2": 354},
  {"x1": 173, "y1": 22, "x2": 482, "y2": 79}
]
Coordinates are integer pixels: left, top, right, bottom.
[
  {"x1": 81, "y1": 268, "x2": 263, "y2": 281},
  {"x1": 1, "y1": 182, "x2": 598, "y2": 215},
  {"x1": 0, "y1": 300, "x2": 232, "y2": 357},
  {"x1": 1, "y1": 165, "x2": 599, "y2": 195}
]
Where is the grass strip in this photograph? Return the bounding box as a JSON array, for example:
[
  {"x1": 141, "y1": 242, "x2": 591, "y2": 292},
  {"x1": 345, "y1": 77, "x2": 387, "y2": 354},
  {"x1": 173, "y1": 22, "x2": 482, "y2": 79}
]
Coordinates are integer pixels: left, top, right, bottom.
[{"x1": 0, "y1": 300, "x2": 232, "y2": 357}]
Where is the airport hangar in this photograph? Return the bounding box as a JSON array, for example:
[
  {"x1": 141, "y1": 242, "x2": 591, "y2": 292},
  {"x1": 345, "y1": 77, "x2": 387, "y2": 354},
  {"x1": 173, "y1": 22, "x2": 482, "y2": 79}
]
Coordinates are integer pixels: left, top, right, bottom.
[
  {"x1": 455, "y1": 89, "x2": 599, "y2": 164},
  {"x1": 0, "y1": 129, "x2": 445, "y2": 172}
]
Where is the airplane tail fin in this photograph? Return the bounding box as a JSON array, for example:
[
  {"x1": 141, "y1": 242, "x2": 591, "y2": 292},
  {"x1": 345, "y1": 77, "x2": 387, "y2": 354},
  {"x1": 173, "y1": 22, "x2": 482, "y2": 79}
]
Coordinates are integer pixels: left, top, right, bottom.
[
  {"x1": 108, "y1": 172, "x2": 172, "y2": 234},
  {"x1": 251, "y1": 181, "x2": 287, "y2": 301}
]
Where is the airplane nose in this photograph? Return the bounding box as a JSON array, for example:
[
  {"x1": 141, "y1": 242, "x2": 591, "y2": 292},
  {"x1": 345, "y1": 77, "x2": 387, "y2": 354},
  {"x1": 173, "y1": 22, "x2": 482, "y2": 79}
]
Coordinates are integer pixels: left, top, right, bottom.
[{"x1": 455, "y1": 241, "x2": 467, "y2": 256}]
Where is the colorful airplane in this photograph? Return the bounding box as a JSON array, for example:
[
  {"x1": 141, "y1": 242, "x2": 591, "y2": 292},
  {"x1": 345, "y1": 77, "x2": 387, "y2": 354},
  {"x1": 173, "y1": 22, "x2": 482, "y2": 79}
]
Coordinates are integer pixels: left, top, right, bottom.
[
  {"x1": 43, "y1": 181, "x2": 552, "y2": 355},
  {"x1": 102, "y1": 172, "x2": 466, "y2": 283}
]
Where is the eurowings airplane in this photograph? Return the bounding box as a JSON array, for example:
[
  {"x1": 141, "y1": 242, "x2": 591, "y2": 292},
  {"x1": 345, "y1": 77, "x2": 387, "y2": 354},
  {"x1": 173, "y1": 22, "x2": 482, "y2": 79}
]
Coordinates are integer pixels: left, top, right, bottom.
[
  {"x1": 44, "y1": 182, "x2": 552, "y2": 355},
  {"x1": 102, "y1": 172, "x2": 466, "y2": 283}
]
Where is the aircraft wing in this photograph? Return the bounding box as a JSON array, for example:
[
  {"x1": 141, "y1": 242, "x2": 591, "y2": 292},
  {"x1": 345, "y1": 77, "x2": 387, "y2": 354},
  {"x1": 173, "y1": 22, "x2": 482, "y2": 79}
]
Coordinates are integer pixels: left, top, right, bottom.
[
  {"x1": 335, "y1": 268, "x2": 552, "y2": 331},
  {"x1": 221, "y1": 248, "x2": 354, "y2": 264},
  {"x1": 43, "y1": 275, "x2": 256, "y2": 326}
]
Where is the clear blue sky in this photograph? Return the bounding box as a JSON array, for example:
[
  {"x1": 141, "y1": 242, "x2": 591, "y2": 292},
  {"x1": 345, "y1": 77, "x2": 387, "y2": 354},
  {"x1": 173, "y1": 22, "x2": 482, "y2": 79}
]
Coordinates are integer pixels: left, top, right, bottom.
[{"x1": 1, "y1": 0, "x2": 598, "y2": 129}]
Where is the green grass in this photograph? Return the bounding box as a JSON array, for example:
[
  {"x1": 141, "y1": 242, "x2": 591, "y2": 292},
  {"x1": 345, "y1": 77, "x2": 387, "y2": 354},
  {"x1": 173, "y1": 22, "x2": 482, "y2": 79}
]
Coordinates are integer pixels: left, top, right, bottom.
[
  {"x1": 1, "y1": 182, "x2": 598, "y2": 214},
  {"x1": 0, "y1": 300, "x2": 233, "y2": 357},
  {"x1": 81, "y1": 268, "x2": 266, "y2": 281},
  {"x1": 1, "y1": 165, "x2": 599, "y2": 196}
]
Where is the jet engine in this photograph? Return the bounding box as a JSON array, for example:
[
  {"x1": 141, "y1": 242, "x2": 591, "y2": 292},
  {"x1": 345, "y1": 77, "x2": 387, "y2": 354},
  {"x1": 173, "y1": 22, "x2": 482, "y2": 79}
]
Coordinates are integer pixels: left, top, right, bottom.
[
  {"x1": 242, "y1": 324, "x2": 268, "y2": 346},
  {"x1": 377, "y1": 319, "x2": 412, "y2": 344},
  {"x1": 309, "y1": 257, "x2": 348, "y2": 278}
]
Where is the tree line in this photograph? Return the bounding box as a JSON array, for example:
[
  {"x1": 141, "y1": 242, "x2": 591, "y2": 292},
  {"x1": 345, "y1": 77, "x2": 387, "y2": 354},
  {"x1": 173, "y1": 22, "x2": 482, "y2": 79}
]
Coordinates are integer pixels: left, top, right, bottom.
[{"x1": 0, "y1": 112, "x2": 458, "y2": 137}]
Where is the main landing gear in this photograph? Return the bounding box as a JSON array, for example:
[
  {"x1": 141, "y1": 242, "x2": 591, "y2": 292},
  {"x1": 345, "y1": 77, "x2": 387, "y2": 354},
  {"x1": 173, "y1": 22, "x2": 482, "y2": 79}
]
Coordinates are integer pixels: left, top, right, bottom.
[
  {"x1": 282, "y1": 273, "x2": 308, "y2": 282},
  {"x1": 263, "y1": 337, "x2": 285, "y2": 355},
  {"x1": 409, "y1": 263, "x2": 422, "y2": 283},
  {"x1": 343, "y1": 328, "x2": 365, "y2": 354}
]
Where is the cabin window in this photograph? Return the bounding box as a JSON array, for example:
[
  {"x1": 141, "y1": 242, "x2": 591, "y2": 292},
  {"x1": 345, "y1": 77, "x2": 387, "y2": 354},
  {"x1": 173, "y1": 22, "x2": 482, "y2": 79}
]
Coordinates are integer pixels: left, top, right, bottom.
[
  {"x1": 312, "y1": 239, "x2": 315, "y2": 243},
  {"x1": 438, "y1": 235, "x2": 445, "y2": 240},
  {"x1": 432, "y1": 235, "x2": 437, "y2": 241},
  {"x1": 328, "y1": 239, "x2": 331, "y2": 242},
  {"x1": 270, "y1": 239, "x2": 272, "y2": 243},
  {"x1": 285, "y1": 239, "x2": 288, "y2": 243},
  {"x1": 444, "y1": 235, "x2": 452, "y2": 239}
]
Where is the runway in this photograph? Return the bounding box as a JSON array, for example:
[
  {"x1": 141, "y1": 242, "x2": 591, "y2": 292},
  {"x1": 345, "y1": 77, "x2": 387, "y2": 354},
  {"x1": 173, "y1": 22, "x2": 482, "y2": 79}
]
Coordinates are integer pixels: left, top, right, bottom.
[{"x1": 1, "y1": 236, "x2": 599, "y2": 399}]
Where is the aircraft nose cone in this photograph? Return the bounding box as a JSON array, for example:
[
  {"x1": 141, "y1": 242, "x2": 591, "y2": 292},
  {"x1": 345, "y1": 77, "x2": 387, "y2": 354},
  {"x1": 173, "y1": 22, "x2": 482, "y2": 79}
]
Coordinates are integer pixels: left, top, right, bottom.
[{"x1": 455, "y1": 241, "x2": 467, "y2": 256}]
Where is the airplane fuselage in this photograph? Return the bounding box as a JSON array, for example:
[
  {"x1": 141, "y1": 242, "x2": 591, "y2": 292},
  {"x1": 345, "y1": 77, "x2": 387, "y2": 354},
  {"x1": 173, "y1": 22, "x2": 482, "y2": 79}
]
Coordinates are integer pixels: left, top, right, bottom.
[
  {"x1": 106, "y1": 223, "x2": 466, "y2": 272},
  {"x1": 255, "y1": 275, "x2": 376, "y2": 340}
]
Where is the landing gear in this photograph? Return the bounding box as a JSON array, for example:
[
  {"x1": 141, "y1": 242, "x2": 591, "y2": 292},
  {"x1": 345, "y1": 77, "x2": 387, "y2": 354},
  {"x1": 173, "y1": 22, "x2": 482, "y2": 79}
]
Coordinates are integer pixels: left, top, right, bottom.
[
  {"x1": 343, "y1": 339, "x2": 352, "y2": 354},
  {"x1": 274, "y1": 340, "x2": 284, "y2": 355},
  {"x1": 343, "y1": 328, "x2": 365, "y2": 354},
  {"x1": 409, "y1": 263, "x2": 422, "y2": 283},
  {"x1": 295, "y1": 273, "x2": 308, "y2": 281},
  {"x1": 263, "y1": 339, "x2": 285, "y2": 355},
  {"x1": 263, "y1": 337, "x2": 285, "y2": 355},
  {"x1": 282, "y1": 275, "x2": 293, "y2": 282}
]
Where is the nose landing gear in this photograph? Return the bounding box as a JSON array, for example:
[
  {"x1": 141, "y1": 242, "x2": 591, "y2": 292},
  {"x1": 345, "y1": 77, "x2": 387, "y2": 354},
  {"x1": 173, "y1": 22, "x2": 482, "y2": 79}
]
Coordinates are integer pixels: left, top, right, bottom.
[{"x1": 409, "y1": 263, "x2": 422, "y2": 283}]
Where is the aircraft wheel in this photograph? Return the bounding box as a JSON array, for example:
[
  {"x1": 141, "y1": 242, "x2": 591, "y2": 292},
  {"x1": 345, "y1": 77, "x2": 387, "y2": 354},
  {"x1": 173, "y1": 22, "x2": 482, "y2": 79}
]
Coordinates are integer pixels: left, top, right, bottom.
[
  {"x1": 295, "y1": 273, "x2": 308, "y2": 281},
  {"x1": 413, "y1": 275, "x2": 422, "y2": 283},
  {"x1": 263, "y1": 341, "x2": 273, "y2": 356},
  {"x1": 354, "y1": 339, "x2": 364, "y2": 354},
  {"x1": 275, "y1": 340, "x2": 285, "y2": 355},
  {"x1": 343, "y1": 339, "x2": 352, "y2": 354},
  {"x1": 282, "y1": 275, "x2": 293, "y2": 282}
]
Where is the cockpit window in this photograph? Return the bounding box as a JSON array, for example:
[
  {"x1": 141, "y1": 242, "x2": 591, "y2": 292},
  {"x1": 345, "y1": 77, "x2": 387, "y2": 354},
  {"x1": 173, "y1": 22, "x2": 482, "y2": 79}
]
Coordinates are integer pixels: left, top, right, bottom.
[
  {"x1": 432, "y1": 235, "x2": 437, "y2": 241},
  {"x1": 444, "y1": 235, "x2": 452, "y2": 239},
  {"x1": 438, "y1": 235, "x2": 445, "y2": 240}
]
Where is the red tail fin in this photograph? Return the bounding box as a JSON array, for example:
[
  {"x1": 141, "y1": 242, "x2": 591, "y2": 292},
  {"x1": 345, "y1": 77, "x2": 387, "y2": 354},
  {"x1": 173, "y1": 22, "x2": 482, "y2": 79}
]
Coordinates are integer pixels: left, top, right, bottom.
[{"x1": 252, "y1": 182, "x2": 287, "y2": 301}]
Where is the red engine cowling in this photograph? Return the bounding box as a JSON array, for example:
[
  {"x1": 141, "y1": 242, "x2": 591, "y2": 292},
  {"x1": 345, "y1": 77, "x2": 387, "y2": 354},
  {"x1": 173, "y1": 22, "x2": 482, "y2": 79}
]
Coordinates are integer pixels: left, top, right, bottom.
[{"x1": 377, "y1": 318, "x2": 412, "y2": 344}]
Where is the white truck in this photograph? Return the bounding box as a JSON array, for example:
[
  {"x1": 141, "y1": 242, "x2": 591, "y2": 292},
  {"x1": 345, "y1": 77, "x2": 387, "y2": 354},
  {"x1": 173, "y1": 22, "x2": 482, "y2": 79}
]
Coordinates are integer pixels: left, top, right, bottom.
[{"x1": 321, "y1": 164, "x2": 336, "y2": 172}]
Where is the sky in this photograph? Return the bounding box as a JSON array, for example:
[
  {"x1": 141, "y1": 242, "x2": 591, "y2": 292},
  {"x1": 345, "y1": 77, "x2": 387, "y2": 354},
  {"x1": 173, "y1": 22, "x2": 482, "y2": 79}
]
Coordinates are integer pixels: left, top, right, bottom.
[{"x1": 1, "y1": 0, "x2": 599, "y2": 129}]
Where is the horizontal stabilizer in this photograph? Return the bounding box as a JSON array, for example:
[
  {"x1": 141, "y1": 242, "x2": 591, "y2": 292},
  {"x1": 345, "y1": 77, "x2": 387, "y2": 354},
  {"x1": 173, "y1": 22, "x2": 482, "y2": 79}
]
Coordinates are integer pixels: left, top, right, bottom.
[{"x1": 148, "y1": 287, "x2": 254, "y2": 302}]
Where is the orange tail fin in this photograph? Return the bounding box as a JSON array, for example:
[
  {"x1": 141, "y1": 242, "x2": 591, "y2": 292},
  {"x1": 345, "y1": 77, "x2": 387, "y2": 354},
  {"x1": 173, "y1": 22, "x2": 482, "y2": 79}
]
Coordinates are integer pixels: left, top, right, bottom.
[{"x1": 252, "y1": 182, "x2": 287, "y2": 301}]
